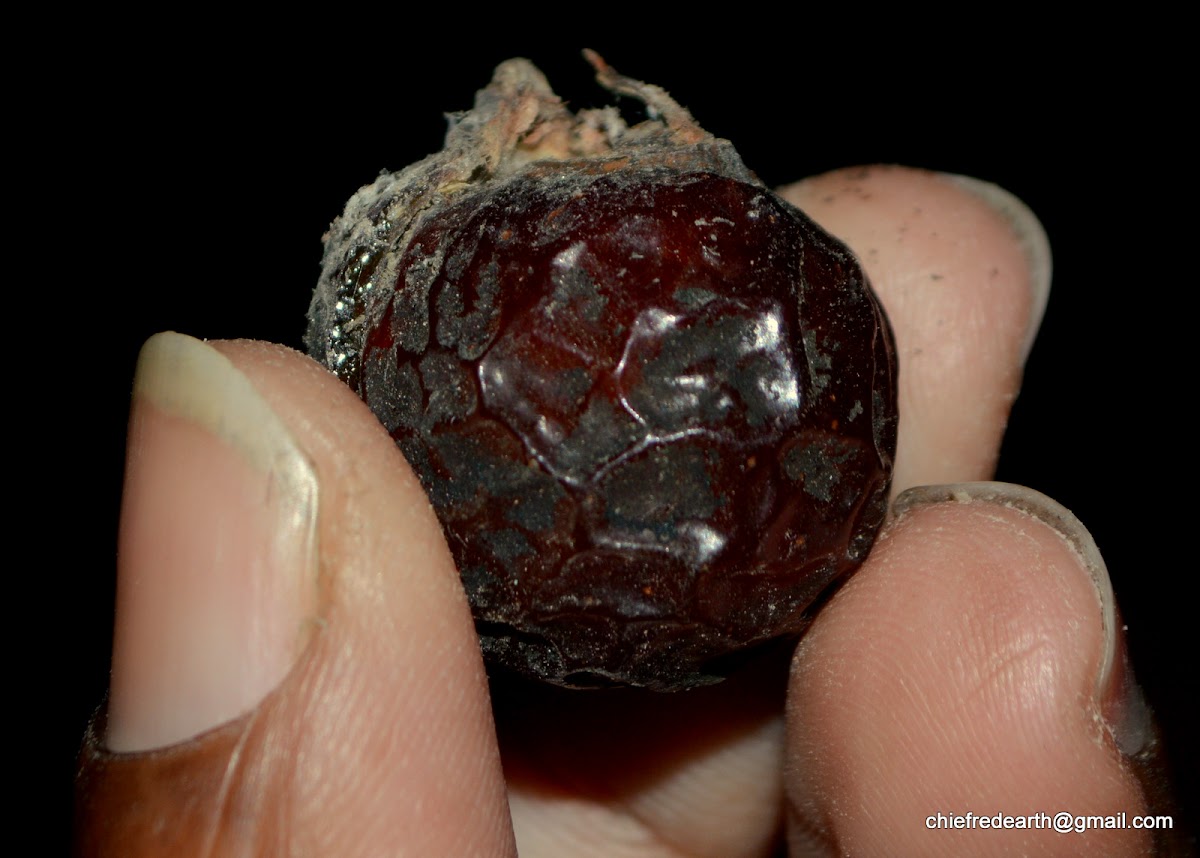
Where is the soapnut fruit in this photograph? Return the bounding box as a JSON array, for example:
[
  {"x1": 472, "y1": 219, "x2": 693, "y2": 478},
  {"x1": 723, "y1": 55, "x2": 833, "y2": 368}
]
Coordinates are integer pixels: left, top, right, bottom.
[{"x1": 306, "y1": 54, "x2": 898, "y2": 690}]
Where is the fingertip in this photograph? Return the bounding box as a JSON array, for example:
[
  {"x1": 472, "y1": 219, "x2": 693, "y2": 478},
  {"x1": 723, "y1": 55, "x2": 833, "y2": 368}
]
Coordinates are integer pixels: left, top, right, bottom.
[
  {"x1": 786, "y1": 483, "x2": 1151, "y2": 855},
  {"x1": 87, "y1": 335, "x2": 517, "y2": 856},
  {"x1": 109, "y1": 333, "x2": 320, "y2": 752},
  {"x1": 935, "y1": 174, "x2": 1051, "y2": 365}
]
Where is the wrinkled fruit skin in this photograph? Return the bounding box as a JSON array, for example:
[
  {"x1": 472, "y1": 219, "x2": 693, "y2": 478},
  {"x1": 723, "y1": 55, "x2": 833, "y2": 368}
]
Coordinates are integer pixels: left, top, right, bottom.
[
  {"x1": 354, "y1": 168, "x2": 896, "y2": 689},
  {"x1": 308, "y1": 58, "x2": 897, "y2": 689}
]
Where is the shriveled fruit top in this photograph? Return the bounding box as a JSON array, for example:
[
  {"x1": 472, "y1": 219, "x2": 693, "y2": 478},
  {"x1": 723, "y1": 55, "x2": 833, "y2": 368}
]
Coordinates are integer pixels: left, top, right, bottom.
[{"x1": 307, "y1": 55, "x2": 897, "y2": 690}]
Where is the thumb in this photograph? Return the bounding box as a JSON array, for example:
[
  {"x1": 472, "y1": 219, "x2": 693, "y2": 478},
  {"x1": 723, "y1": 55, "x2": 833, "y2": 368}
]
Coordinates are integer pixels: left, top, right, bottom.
[{"x1": 76, "y1": 333, "x2": 515, "y2": 856}]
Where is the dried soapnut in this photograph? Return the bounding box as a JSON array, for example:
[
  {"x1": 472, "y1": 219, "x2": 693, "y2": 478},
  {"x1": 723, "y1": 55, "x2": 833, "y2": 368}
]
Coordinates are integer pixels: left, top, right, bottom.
[{"x1": 306, "y1": 55, "x2": 898, "y2": 690}]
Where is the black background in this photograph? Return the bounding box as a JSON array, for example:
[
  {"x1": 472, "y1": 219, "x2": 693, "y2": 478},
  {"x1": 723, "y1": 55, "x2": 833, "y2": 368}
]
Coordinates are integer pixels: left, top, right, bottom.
[{"x1": 49, "y1": 36, "x2": 1194, "y2": 849}]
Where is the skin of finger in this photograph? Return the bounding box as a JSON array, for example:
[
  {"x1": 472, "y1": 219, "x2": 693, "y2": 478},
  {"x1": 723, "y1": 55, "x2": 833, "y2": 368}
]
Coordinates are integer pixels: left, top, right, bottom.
[
  {"x1": 779, "y1": 167, "x2": 1037, "y2": 496},
  {"x1": 77, "y1": 341, "x2": 516, "y2": 857},
  {"x1": 503, "y1": 171, "x2": 1040, "y2": 857},
  {"x1": 785, "y1": 502, "x2": 1148, "y2": 857}
]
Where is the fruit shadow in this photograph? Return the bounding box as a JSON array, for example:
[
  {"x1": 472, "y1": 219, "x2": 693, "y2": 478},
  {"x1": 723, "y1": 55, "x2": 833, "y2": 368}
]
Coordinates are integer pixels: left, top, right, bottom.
[{"x1": 491, "y1": 639, "x2": 793, "y2": 805}]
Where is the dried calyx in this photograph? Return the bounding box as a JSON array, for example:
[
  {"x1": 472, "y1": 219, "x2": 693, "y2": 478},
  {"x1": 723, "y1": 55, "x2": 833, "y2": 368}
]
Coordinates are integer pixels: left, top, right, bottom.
[{"x1": 307, "y1": 52, "x2": 757, "y2": 386}]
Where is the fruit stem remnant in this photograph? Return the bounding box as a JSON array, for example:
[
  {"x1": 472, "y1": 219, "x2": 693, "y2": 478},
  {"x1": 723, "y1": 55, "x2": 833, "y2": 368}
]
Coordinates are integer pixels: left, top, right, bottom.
[
  {"x1": 582, "y1": 49, "x2": 707, "y2": 143},
  {"x1": 307, "y1": 55, "x2": 756, "y2": 388}
]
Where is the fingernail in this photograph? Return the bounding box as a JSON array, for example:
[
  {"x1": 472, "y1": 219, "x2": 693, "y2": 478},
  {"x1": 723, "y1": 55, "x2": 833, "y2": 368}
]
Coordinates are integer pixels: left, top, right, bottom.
[
  {"x1": 893, "y1": 482, "x2": 1148, "y2": 756},
  {"x1": 937, "y1": 174, "x2": 1052, "y2": 364},
  {"x1": 107, "y1": 333, "x2": 320, "y2": 752}
]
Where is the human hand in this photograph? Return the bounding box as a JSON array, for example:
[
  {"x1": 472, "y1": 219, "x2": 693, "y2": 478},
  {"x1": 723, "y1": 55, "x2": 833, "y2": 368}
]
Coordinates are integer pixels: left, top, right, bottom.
[{"x1": 74, "y1": 162, "x2": 1185, "y2": 856}]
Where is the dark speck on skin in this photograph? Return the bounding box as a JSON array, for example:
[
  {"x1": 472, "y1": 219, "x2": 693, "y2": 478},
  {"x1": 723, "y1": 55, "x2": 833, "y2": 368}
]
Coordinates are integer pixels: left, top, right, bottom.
[
  {"x1": 601, "y1": 444, "x2": 720, "y2": 539},
  {"x1": 782, "y1": 441, "x2": 855, "y2": 503},
  {"x1": 550, "y1": 262, "x2": 607, "y2": 324},
  {"x1": 419, "y1": 351, "x2": 477, "y2": 424},
  {"x1": 674, "y1": 287, "x2": 720, "y2": 308},
  {"x1": 803, "y1": 329, "x2": 833, "y2": 393},
  {"x1": 482, "y1": 528, "x2": 535, "y2": 563},
  {"x1": 364, "y1": 355, "x2": 422, "y2": 433}
]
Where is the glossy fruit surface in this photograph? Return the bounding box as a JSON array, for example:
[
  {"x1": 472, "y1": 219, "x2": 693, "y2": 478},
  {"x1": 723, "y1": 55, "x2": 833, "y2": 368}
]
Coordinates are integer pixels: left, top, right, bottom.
[{"x1": 307, "y1": 57, "x2": 897, "y2": 689}]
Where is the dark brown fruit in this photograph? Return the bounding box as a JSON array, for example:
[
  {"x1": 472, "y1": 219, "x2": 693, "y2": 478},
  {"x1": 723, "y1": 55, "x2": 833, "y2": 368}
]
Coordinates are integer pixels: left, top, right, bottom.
[{"x1": 307, "y1": 56, "x2": 897, "y2": 690}]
